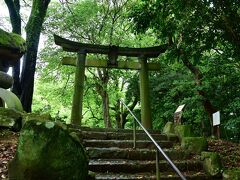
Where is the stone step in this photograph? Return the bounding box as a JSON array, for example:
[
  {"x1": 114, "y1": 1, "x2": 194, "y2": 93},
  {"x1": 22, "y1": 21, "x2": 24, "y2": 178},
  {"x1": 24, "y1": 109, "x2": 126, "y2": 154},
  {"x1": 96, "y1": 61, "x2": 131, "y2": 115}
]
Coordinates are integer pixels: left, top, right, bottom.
[
  {"x1": 68, "y1": 125, "x2": 162, "y2": 134},
  {"x1": 83, "y1": 139, "x2": 174, "y2": 149},
  {"x1": 89, "y1": 159, "x2": 203, "y2": 173},
  {"x1": 93, "y1": 171, "x2": 220, "y2": 180},
  {"x1": 76, "y1": 131, "x2": 171, "y2": 141},
  {"x1": 86, "y1": 147, "x2": 191, "y2": 161},
  {"x1": 75, "y1": 127, "x2": 220, "y2": 180}
]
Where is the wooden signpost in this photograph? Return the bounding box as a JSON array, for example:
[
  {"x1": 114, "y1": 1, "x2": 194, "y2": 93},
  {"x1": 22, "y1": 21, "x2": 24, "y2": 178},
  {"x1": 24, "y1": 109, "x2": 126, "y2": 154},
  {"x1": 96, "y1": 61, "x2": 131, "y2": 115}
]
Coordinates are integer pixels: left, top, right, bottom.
[{"x1": 54, "y1": 34, "x2": 167, "y2": 129}]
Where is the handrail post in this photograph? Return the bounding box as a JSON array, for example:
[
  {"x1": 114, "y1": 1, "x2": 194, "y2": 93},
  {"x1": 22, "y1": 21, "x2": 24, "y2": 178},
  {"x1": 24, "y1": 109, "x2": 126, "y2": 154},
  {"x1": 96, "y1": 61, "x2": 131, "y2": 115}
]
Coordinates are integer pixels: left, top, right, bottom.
[
  {"x1": 133, "y1": 118, "x2": 136, "y2": 149},
  {"x1": 156, "y1": 149, "x2": 160, "y2": 180}
]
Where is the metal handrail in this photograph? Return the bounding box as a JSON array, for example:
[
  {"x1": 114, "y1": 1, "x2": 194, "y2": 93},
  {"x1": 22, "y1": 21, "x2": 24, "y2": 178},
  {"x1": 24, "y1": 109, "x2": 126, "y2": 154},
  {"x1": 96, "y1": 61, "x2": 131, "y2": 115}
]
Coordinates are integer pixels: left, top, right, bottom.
[{"x1": 120, "y1": 100, "x2": 186, "y2": 180}]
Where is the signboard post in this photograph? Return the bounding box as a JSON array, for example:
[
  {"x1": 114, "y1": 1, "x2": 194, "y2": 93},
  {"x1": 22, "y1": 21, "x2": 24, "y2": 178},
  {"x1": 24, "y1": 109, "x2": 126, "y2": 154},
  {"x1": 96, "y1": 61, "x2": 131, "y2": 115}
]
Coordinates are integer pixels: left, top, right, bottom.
[
  {"x1": 212, "y1": 111, "x2": 220, "y2": 139},
  {"x1": 174, "y1": 104, "x2": 185, "y2": 124}
]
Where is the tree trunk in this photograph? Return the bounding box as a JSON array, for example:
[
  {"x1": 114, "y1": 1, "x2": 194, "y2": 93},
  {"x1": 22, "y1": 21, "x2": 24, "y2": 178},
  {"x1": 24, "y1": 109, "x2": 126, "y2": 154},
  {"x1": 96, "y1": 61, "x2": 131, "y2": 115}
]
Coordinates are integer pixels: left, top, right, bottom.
[
  {"x1": 4, "y1": 0, "x2": 22, "y2": 96},
  {"x1": 114, "y1": 100, "x2": 121, "y2": 129},
  {"x1": 182, "y1": 58, "x2": 217, "y2": 135},
  {"x1": 101, "y1": 91, "x2": 112, "y2": 128},
  {"x1": 96, "y1": 69, "x2": 112, "y2": 128},
  {"x1": 20, "y1": 0, "x2": 51, "y2": 112}
]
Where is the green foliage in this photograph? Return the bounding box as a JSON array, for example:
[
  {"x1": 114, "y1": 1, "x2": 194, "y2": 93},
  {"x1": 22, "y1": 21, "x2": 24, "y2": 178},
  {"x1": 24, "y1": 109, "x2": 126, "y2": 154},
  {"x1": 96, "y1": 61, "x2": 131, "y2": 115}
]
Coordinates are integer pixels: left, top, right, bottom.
[
  {"x1": 30, "y1": 0, "x2": 240, "y2": 142},
  {"x1": 35, "y1": 0, "x2": 158, "y2": 128},
  {"x1": 129, "y1": 0, "x2": 240, "y2": 141}
]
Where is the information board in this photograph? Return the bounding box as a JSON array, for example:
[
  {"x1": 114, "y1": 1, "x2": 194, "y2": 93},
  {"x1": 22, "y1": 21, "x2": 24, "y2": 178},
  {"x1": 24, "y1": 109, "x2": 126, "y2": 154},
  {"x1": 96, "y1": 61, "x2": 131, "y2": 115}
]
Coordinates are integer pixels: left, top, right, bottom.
[
  {"x1": 175, "y1": 104, "x2": 185, "y2": 113},
  {"x1": 213, "y1": 111, "x2": 220, "y2": 126}
]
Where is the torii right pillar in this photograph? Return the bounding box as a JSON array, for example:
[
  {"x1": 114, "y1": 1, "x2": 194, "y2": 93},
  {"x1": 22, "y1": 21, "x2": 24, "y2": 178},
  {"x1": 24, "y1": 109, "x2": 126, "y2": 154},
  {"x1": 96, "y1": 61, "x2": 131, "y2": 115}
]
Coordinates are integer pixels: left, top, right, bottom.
[{"x1": 139, "y1": 55, "x2": 152, "y2": 129}]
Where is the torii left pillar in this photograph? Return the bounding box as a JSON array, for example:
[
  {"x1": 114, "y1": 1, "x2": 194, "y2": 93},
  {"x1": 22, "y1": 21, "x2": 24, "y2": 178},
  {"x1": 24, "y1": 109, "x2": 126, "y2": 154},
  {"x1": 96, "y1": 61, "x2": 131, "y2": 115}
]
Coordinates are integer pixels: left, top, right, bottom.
[
  {"x1": 139, "y1": 55, "x2": 152, "y2": 129},
  {"x1": 71, "y1": 51, "x2": 86, "y2": 125}
]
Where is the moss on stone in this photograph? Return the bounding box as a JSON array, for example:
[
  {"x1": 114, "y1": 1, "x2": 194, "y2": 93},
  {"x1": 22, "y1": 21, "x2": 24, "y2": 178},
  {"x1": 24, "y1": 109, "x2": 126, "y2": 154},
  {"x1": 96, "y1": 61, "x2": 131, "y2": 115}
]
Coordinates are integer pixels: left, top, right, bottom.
[
  {"x1": 8, "y1": 120, "x2": 88, "y2": 180},
  {"x1": 201, "y1": 151, "x2": 222, "y2": 176},
  {"x1": 0, "y1": 28, "x2": 26, "y2": 53},
  {"x1": 0, "y1": 107, "x2": 22, "y2": 131},
  {"x1": 162, "y1": 121, "x2": 175, "y2": 134},
  {"x1": 88, "y1": 171, "x2": 96, "y2": 180},
  {"x1": 174, "y1": 124, "x2": 195, "y2": 140},
  {"x1": 223, "y1": 168, "x2": 240, "y2": 180},
  {"x1": 22, "y1": 112, "x2": 52, "y2": 124},
  {"x1": 181, "y1": 137, "x2": 208, "y2": 154}
]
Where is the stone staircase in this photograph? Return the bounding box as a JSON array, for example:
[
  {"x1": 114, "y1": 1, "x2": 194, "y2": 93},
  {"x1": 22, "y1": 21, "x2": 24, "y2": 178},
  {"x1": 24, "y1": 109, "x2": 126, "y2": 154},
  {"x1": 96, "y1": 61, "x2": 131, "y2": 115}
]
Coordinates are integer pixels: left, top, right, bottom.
[{"x1": 69, "y1": 126, "x2": 222, "y2": 180}]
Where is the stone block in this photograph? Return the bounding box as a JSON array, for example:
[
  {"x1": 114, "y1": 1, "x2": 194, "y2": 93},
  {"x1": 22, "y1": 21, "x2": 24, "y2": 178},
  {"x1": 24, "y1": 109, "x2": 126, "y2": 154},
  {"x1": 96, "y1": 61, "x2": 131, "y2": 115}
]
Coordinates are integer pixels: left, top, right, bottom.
[
  {"x1": 181, "y1": 137, "x2": 208, "y2": 154},
  {"x1": 201, "y1": 151, "x2": 222, "y2": 176}
]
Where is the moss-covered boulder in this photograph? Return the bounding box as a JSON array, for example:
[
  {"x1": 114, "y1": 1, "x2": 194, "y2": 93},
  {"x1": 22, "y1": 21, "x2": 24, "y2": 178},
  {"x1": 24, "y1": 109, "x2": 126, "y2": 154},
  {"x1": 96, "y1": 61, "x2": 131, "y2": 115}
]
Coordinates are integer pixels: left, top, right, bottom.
[
  {"x1": 0, "y1": 71, "x2": 13, "y2": 89},
  {"x1": 174, "y1": 124, "x2": 195, "y2": 140},
  {"x1": 8, "y1": 120, "x2": 88, "y2": 180},
  {"x1": 0, "y1": 107, "x2": 22, "y2": 131},
  {"x1": 0, "y1": 28, "x2": 26, "y2": 70},
  {"x1": 201, "y1": 151, "x2": 222, "y2": 176},
  {"x1": 181, "y1": 137, "x2": 208, "y2": 154},
  {"x1": 223, "y1": 168, "x2": 240, "y2": 180}
]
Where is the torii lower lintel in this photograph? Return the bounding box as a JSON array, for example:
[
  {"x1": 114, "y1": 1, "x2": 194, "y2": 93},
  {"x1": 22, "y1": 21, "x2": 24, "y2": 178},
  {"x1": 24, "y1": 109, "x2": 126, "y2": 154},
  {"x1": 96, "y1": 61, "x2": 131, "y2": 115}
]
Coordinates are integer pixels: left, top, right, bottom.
[{"x1": 62, "y1": 57, "x2": 161, "y2": 71}]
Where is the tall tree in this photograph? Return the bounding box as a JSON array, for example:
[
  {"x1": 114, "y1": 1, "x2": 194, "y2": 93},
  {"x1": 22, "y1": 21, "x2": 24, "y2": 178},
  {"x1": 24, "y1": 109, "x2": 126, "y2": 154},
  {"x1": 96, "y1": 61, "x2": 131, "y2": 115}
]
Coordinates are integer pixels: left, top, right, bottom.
[
  {"x1": 4, "y1": 0, "x2": 51, "y2": 112},
  {"x1": 4, "y1": 0, "x2": 21, "y2": 96},
  {"x1": 130, "y1": 0, "x2": 240, "y2": 135}
]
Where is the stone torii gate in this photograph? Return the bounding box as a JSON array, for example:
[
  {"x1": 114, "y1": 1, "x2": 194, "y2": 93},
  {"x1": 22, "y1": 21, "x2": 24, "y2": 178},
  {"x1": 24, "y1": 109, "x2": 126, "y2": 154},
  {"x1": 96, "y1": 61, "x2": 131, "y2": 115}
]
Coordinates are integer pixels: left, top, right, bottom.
[{"x1": 54, "y1": 35, "x2": 167, "y2": 129}]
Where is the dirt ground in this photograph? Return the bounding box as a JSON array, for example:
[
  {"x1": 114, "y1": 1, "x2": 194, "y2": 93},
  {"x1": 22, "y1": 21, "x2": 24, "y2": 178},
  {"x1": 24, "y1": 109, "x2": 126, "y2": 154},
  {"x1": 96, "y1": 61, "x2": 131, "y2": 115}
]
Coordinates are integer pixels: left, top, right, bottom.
[{"x1": 0, "y1": 129, "x2": 239, "y2": 179}]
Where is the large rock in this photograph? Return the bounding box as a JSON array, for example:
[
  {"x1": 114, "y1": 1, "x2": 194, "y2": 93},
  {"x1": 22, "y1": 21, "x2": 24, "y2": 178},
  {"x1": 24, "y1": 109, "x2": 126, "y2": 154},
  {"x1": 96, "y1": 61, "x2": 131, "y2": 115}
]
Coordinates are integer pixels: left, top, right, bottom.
[
  {"x1": 0, "y1": 71, "x2": 13, "y2": 89},
  {"x1": 8, "y1": 120, "x2": 89, "y2": 180}
]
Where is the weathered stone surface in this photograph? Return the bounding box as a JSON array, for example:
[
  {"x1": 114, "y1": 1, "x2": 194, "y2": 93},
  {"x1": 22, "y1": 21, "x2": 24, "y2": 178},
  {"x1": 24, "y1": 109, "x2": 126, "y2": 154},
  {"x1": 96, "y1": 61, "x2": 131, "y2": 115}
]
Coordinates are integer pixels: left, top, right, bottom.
[
  {"x1": 0, "y1": 88, "x2": 23, "y2": 111},
  {"x1": 0, "y1": 108, "x2": 54, "y2": 132},
  {"x1": 201, "y1": 151, "x2": 222, "y2": 176},
  {"x1": 161, "y1": 122, "x2": 179, "y2": 142},
  {"x1": 162, "y1": 121, "x2": 175, "y2": 134},
  {"x1": 0, "y1": 107, "x2": 22, "y2": 131},
  {"x1": 174, "y1": 124, "x2": 194, "y2": 140},
  {"x1": 0, "y1": 71, "x2": 13, "y2": 89},
  {"x1": 0, "y1": 28, "x2": 26, "y2": 68},
  {"x1": 8, "y1": 120, "x2": 89, "y2": 180},
  {"x1": 22, "y1": 112, "x2": 52, "y2": 123},
  {"x1": 223, "y1": 168, "x2": 240, "y2": 180},
  {"x1": 181, "y1": 137, "x2": 208, "y2": 154}
]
